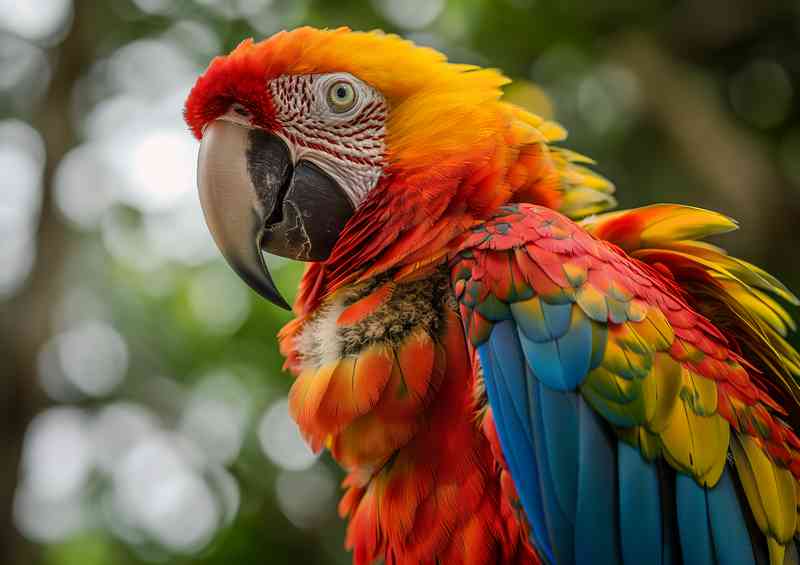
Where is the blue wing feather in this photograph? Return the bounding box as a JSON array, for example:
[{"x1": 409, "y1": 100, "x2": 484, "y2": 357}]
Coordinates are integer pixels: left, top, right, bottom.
[
  {"x1": 657, "y1": 462, "x2": 680, "y2": 565},
  {"x1": 489, "y1": 321, "x2": 534, "y2": 441},
  {"x1": 518, "y1": 332, "x2": 570, "y2": 391},
  {"x1": 538, "y1": 384, "x2": 579, "y2": 519},
  {"x1": 676, "y1": 473, "x2": 716, "y2": 565},
  {"x1": 618, "y1": 441, "x2": 663, "y2": 565},
  {"x1": 707, "y1": 466, "x2": 756, "y2": 565},
  {"x1": 480, "y1": 322, "x2": 554, "y2": 562},
  {"x1": 553, "y1": 308, "x2": 593, "y2": 389},
  {"x1": 528, "y1": 378, "x2": 575, "y2": 565},
  {"x1": 541, "y1": 302, "x2": 572, "y2": 340},
  {"x1": 573, "y1": 394, "x2": 621, "y2": 565}
]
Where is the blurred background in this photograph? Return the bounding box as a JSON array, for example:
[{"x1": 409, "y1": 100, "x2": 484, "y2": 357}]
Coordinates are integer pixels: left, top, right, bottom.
[{"x1": 2, "y1": 0, "x2": 800, "y2": 563}]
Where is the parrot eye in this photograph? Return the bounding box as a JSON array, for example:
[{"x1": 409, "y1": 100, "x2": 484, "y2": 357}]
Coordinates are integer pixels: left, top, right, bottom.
[{"x1": 327, "y1": 81, "x2": 357, "y2": 112}]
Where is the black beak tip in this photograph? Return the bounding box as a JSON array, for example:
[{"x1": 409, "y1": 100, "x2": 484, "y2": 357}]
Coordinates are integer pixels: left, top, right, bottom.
[
  {"x1": 268, "y1": 292, "x2": 292, "y2": 311},
  {"x1": 232, "y1": 261, "x2": 292, "y2": 311},
  {"x1": 257, "y1": 285, "x2": 291, "y2": 311}
]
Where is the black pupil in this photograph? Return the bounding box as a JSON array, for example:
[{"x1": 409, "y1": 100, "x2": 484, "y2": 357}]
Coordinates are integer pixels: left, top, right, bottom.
[
  {"x1": 336, "y1": 86, "x2": 348, "y2": 99},
  {"x1": 234, "y1": 106, "x2": 248, "y2": 116}
]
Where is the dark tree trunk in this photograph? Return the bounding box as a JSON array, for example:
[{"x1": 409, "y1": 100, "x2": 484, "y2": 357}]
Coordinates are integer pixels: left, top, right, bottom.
[{"x1": 0, "y1": 3, "x2": 94, "y2": 562}]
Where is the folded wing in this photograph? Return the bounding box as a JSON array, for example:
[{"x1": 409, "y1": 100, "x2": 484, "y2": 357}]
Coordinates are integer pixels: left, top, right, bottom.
[{"x1": 452, "y1": 203, "x2": 800, "y2": 565}]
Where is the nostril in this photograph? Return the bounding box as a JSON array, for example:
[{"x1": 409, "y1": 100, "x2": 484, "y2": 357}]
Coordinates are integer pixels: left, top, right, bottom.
[{"x1": 231, "y1": 103, "x2": 251, "y2": 118}]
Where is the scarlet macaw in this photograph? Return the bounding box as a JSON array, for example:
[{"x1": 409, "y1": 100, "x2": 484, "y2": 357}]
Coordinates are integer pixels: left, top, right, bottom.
[{"x1": 184, "y1": 27, "x2": 800, "y2": 565}]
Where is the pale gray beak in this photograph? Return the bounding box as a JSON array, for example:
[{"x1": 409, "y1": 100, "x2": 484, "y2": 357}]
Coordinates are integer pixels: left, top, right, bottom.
[{"x1": 196, "y1": 120, "x2": 354, "y2": 310}]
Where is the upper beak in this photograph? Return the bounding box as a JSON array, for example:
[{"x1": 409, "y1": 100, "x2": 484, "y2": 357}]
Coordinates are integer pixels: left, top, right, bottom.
[{"x1": 197, "y1": 120, "x2": 355, "y2": 309}]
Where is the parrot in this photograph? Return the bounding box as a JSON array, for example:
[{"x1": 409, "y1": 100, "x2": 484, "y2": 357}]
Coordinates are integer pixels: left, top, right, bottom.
[{"x1": 184, "y1": 27, "x2": 800, "y2": 565}]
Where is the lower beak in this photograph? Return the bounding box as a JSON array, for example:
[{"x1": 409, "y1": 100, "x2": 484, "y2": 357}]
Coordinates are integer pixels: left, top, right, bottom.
[{"x1": 197, "y1": 120, "x2": 354, "y2": 309}]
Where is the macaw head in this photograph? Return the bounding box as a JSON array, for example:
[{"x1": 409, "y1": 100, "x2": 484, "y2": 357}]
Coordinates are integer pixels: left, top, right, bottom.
[{"x1": 184, "y1": 27, "x2": 612, "y2": 311}]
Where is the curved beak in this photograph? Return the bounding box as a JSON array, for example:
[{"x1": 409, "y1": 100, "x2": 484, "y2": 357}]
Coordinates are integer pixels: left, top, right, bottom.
[{"x1": 197, "y1": 120, "x2": 354, "y2": 309}]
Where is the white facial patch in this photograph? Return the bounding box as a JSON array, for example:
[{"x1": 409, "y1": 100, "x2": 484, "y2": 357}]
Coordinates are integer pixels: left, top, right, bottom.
[{"x1": 268, "y1": 72, "x2": 387, "y2": 208}]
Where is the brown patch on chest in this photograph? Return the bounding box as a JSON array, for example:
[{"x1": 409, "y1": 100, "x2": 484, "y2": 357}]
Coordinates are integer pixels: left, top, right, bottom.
[{"x1": 294, "y1": 267, "x2": 455, "y2": 370}]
